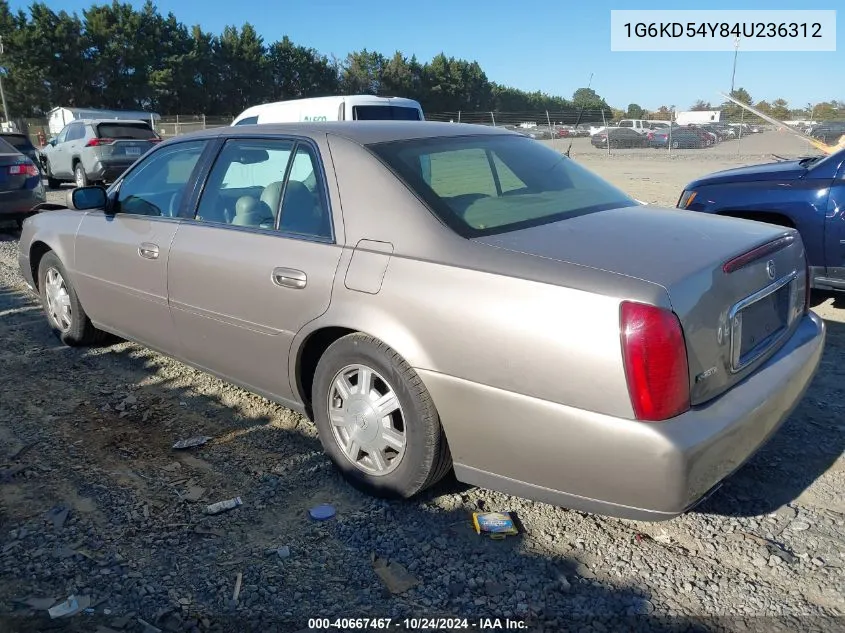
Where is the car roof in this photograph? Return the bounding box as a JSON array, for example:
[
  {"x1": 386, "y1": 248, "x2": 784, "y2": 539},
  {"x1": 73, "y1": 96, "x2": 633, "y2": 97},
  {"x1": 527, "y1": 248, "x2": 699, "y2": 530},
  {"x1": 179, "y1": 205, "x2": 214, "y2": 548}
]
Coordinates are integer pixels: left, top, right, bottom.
[
  {"x1": 166, "y1": 121, "x2": 518, "y2": 146},
  {"x1": 72, "y1": 119, "x2": 153, "y2": 125}
]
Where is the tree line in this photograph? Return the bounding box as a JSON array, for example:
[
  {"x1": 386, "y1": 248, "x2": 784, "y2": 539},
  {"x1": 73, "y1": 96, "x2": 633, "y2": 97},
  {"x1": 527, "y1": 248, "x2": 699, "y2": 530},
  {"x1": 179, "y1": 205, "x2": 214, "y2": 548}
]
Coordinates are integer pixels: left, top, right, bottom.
[
  {"x1": 0, "y1": 1, "x2": 840, "y2": 123},
  {"x1": 0, "y1": 0, "x2": 612, "y2": 118}
]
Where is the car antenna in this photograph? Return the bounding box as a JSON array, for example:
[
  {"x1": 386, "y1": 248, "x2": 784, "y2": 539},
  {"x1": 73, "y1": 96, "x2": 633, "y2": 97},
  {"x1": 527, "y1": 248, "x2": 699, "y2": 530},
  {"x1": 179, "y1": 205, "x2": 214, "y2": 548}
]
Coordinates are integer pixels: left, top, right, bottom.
[{"x1": 566, "y1": 72, "x2": 594, "y2": 158}]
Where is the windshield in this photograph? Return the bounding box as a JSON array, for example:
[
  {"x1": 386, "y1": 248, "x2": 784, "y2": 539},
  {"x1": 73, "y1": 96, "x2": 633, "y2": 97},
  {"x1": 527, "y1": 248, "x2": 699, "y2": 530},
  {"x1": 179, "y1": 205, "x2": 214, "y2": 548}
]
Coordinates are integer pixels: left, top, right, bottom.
[
  {"x1": 368, "y1": 134, "x2": 635, "y2": 238},
  {"x1": 352, "y1": 105, "x2": 422, "y2": 121},
  {"x1": 97, "y1": 123, "x2": 158, "y2": 140},
  {"x1": 1, "y1": 134, "x2": 33, "y2": 150}
]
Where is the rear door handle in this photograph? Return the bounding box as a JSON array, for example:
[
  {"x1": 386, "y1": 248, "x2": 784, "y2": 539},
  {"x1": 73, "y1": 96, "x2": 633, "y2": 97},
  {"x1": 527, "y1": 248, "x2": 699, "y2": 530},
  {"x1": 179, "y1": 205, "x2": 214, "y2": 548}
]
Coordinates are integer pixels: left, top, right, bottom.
[
  {"x1": 138, "y1": 242, "x2": 159, "y2": 260},
  {"x1": 272, "y1": 267, "x2": 307, "y2": 289}
]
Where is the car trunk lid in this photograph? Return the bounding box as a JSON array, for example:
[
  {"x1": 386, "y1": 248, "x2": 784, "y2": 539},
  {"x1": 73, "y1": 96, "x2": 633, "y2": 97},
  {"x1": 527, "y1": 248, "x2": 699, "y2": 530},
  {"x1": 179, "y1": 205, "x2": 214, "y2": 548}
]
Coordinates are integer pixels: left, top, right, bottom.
[
  {"x1": 473, "y1": 205, "x2": 808, "y2": 406},
  {"x1": 0, "y1": 152, "x2": 38, "y2": 192}
]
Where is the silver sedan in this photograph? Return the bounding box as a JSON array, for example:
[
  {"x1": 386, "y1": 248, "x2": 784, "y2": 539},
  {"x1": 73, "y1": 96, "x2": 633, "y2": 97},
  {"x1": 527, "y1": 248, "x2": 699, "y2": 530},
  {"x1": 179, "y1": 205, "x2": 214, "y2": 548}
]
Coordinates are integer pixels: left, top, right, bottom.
[{"x1": 17, "y1": 122, "x2": 825, "y2": 520}]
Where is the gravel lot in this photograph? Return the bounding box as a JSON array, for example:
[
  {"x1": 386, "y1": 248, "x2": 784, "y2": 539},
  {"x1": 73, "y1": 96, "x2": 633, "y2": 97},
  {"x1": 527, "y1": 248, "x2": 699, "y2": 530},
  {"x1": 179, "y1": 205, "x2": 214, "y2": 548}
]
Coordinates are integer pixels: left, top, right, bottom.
[{"x1": 0, "y1": 147, "x2": 843, "y2": 632}]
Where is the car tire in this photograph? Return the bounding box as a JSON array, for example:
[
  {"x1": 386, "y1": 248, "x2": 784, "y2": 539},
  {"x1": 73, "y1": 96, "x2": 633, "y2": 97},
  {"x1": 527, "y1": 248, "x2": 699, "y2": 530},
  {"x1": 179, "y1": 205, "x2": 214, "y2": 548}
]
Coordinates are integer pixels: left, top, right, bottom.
[
  {"x1": 37, "y1": 251, "x2": 103, "y2": 346},
  {"x1": 74, "y1": 163, "x2": 88, "y2": 188},
  {"x1": 43, "y1": 160, "x2": 61, "y2": 189},
  {"x1": 312, "y1": 333, "x2": 452, "y2": 499},
  {"x1": 671, "y1": 140, "x2": 680, "y2": 149}
]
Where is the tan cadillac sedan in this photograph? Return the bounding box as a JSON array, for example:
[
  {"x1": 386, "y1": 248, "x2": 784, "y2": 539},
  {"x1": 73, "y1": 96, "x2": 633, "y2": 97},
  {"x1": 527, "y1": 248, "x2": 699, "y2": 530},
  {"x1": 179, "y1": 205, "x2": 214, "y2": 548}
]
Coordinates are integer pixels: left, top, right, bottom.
[{"x1": 18, "y1": 122, "x2": 825, "y2": 520}]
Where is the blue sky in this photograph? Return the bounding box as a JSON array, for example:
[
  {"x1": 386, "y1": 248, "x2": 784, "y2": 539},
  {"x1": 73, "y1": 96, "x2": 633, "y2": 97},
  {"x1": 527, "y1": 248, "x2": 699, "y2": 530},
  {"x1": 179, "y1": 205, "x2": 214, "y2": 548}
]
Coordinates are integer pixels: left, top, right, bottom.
[{"x1": 11, "y1": 0, "x2": 843, "y2": 111}]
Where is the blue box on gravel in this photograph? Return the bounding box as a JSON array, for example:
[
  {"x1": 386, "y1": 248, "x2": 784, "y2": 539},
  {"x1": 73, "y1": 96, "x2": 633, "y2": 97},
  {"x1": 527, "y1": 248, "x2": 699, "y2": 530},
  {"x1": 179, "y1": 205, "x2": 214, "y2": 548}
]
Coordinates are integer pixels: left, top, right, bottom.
[{"x1": 472, "y1": 512, "x2": 519, "y2": 539}]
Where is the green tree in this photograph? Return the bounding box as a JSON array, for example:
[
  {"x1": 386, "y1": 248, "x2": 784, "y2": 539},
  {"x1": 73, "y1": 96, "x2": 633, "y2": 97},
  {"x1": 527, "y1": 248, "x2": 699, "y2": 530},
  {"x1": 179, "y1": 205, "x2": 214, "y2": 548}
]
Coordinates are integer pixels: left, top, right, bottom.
[
  {"x1": 266, "y1": 36, "x2": 339, "y2": 101},
  {"x1": 626, "y1": 103, "x2": 644, "y2": 118},
  {"x1": 690, "y1": 100, "x2": 712, "y2": 111},
  {"x1": 721, "y1": 87, "x2": 753, "y2": 121},
  {"x1": 770, "y1": 98, "x2": 790, "y2": 120},
  {"x1": 341, "y1": 49, "x2": 384, "y2": 95}
]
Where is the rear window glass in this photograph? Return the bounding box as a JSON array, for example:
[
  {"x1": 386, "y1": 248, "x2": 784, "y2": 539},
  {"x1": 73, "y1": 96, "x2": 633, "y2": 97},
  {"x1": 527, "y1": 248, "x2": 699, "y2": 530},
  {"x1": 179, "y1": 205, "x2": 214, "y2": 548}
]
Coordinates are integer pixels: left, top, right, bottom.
[
  {"x1": 1, "y1": 134, "x2": 33, "y2": 150},
  {"x1": 0, "y1": 137, "x2": 19, "y2": 154},
  {"x1": 369, "y1": 134, "x2": 634, "y2": 238},
  {"x1": 352, "y1": 106, "x2": 421, "y2": 121},
  {"x1": 97, "y1": 123, "x2": 157, "y2": 140}
]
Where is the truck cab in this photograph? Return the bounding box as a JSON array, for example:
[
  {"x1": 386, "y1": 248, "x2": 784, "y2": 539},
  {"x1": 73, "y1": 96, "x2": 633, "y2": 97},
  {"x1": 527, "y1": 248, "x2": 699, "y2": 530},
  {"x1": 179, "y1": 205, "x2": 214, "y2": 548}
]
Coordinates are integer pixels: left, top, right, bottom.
[{"x1": 617, "y1": 119, "x2": 650, "y2": 134}]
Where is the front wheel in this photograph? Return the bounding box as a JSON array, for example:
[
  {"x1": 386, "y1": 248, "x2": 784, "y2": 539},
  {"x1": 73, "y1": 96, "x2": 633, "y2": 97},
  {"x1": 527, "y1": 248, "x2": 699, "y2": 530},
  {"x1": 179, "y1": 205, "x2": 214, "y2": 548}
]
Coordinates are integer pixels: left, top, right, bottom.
[
  {"x1": 38, "y1": 251, "x2": 103, "y2": 346},
  {"x1": 312, "y1": 333, "x2": 452, "y2": 498}
]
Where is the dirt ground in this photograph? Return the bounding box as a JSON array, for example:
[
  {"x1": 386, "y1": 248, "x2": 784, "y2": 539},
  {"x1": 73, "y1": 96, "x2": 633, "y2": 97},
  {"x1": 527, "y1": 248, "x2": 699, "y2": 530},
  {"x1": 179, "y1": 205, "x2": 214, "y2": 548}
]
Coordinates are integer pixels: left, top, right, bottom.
[{"x1": 0, "y1": 143, "x2": 842, "y2": 632}]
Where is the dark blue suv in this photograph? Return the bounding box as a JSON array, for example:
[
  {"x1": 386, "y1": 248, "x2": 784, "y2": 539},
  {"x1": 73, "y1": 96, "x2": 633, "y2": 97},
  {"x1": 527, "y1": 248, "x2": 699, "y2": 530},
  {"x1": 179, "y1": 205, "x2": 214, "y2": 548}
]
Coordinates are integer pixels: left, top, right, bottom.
[{"x1": 678, "y1": 147, "x2": 845, "y2": 292}]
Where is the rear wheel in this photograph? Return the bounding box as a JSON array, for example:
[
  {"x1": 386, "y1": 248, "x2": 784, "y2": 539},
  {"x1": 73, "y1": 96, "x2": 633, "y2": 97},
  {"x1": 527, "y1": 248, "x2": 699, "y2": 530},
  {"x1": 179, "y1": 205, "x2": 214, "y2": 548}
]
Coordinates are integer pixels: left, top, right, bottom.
[
  {"x1": 671, "y1": 140, "x2": 680, "y2": 149},
  {"x1": 74, "y1": 163, "x2": 88, "y2": 188},
  {"x1": 44, "y1": 160, "x2": 61, "y2": 189},
  {"x1": 38, "y1": 251, "x2": 103, "y2": 346},
  {"x1": 312, "y1": 333, "x2": 452, "y2": 498}
]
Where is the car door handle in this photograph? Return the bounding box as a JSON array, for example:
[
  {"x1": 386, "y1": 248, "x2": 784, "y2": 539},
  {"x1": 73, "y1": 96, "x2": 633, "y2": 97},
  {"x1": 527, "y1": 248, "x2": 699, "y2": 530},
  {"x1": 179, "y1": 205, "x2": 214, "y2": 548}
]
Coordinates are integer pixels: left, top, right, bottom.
[
  {"x1": 138, "y1": 242, "x2": 160, "y2": 260},
  {"x1": 272, "y1": 267, "x2": 307, "y2": 289}
]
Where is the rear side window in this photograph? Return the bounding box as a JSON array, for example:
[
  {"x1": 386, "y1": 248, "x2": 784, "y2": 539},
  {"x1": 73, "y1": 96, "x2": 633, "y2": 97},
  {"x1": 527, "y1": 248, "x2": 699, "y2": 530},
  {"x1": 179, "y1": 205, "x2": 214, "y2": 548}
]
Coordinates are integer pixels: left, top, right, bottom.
[
  {"x1": 352, "y1": 106, "x2": 421, "y2": 121},
  {"x1": 1, "y1": 134, "x2": 34, "y2": 151},
  {"x1": 97, "y1": 123, "x2": 157, "y2": 140},
  {"x1": 234, "y1": 116, "x2": 259, "y2": 126}
]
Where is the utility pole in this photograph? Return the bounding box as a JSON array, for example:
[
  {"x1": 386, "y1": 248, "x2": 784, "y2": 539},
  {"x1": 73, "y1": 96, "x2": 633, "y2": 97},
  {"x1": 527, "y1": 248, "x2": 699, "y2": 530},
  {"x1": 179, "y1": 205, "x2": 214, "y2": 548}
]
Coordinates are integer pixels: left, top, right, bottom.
[
  {"x1": 730, "y1": 36, "x2": 740, "y2": 94},
  {"x1": 0, "y1": 36, "x2": 9, "y2": 124}
]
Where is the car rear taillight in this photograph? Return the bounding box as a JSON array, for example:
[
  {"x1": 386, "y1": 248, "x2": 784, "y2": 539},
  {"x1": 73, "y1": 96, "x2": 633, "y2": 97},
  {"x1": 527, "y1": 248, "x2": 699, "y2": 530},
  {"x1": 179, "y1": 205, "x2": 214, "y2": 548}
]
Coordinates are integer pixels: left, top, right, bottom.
[
  {"x1": 8, "y1": 161, "x2": 39, "y2": 177},
  {"x1": 86, "y1": 138, "x2": 115, "y2": 147},
  {"x1": 647, "y1": 132, "x2": 654, "y2": 140},
  {"x1": 620, "y1": 301, "x2": 690, "y2": 422}
]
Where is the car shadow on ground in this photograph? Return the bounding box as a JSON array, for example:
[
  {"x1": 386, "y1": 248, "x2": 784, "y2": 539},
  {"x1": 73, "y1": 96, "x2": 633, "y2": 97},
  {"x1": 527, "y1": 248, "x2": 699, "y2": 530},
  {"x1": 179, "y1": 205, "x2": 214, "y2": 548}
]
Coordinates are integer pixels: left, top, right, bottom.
[
  {"x1": 0, "y1": 282, "x2": 749, "y2": 632},
  {"x1": 811, "y1": 289, "x2": 845, "y2": 311},
  {"x1": 694, "y1": 313, "x2": 845, "y2": 518}
]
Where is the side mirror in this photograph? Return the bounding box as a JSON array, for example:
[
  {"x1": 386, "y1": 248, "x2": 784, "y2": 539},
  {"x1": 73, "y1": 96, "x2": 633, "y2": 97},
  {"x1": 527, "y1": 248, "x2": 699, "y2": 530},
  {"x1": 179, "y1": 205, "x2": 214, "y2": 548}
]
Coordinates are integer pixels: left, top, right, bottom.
[
  {"x1": 66, "y1": 186, "x2": 107, "y2": 211},
  {"x1": 47, "y1": 138, "x2": 57, "y2": 147}
]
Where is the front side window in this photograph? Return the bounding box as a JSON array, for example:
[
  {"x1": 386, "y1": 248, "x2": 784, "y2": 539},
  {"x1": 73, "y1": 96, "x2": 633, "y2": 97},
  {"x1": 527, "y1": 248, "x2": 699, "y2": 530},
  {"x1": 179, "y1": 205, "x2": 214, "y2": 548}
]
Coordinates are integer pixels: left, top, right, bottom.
[
  {"x1": 234, "y1": 116, "x2": 259, "y2": 126},
  {"x1": 369, "y1": 134, "x2": 635, "y2": 237},
  {"x1": 115, "y1": 140, "x2": 207, "y2": 217}
]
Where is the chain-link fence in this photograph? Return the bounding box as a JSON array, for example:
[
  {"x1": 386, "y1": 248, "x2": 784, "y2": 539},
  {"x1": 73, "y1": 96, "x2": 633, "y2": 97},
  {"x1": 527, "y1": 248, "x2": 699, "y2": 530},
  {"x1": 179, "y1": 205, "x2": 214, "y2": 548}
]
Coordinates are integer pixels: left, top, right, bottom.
[
  {"x1": 424, "y1": 109, "x2": 829, "y2": 159},
  {"x1": 13, "y1": 114, "x2": 233, "y2": 147},
  {"x1": 12, "y1": 108, "x2": 833, "y2": 161}
]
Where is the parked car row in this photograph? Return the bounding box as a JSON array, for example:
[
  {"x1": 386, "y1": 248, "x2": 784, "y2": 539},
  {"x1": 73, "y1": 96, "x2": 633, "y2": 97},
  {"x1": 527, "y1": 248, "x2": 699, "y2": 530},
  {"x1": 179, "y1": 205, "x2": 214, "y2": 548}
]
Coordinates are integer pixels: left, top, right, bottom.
[{"x1": 809, "y1": 121, "x2": 845, "y2": 145}]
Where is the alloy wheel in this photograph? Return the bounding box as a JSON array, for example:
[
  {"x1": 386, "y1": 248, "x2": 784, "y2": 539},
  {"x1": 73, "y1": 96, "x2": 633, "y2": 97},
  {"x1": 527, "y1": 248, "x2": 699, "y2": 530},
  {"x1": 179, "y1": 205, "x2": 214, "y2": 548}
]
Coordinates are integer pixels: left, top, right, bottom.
[
  {"x1": 328, "y1": 363, "x2": 407, "y2": 476},
  {"x1": 44, "y1": 267, "x2": 72, "y2": 332}
]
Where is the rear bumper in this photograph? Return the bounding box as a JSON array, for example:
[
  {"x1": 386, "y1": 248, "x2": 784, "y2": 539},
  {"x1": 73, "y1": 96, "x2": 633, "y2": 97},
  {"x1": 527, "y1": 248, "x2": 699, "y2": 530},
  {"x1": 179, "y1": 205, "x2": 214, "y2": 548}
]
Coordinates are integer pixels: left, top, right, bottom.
[
  {"x1": 85, "y1": 158, "x2": 134, "y2": 182},
  {"x1": 420, "y1": 311, "x2": 825, "y2": 521},
  {"x1": 0, "y1": 188, "x2": 46, "y2": 216}
]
